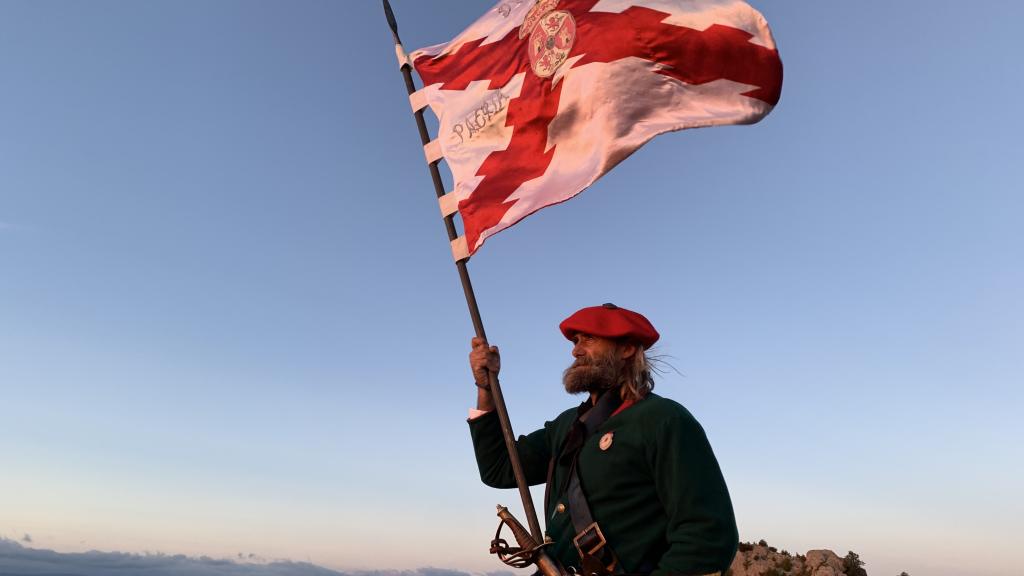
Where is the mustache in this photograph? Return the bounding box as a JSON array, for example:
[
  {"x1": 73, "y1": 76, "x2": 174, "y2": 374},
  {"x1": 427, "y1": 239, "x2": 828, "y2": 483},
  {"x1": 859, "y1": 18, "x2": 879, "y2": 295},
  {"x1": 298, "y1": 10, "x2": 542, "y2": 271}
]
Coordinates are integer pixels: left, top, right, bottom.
[
  {"x1": 569, "y1": 357, "x2": 599, "y2": 369},
  {"x1": 568, "y1": 354, "x2": 618, "y2": 370}
]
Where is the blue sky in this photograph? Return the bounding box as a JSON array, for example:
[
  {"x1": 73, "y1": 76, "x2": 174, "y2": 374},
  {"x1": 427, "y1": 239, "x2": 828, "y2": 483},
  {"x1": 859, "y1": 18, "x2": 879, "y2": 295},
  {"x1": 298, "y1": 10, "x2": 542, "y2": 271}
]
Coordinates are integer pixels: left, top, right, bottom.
[{"x1": 1, "y1": 2, "x2": 1021, "y2": 576}]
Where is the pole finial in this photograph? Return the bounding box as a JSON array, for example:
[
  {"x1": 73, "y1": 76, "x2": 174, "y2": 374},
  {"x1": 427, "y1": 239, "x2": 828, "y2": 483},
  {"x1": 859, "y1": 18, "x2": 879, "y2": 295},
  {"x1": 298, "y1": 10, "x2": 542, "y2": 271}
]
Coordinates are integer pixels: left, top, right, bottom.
[{"x1": 382, "y1": 0, "x2": 402, "y2": 44}]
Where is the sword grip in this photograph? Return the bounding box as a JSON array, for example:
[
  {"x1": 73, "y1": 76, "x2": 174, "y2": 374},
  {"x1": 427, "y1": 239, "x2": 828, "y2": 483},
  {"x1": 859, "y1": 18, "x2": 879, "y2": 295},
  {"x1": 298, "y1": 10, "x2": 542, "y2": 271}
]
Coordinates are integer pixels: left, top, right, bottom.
[
  {"x1": 496, "y1": 505, "x2": 566, "y2": 576},
  {"x1": 497, "y1": 505, "x2": 538, "y2": 549}
]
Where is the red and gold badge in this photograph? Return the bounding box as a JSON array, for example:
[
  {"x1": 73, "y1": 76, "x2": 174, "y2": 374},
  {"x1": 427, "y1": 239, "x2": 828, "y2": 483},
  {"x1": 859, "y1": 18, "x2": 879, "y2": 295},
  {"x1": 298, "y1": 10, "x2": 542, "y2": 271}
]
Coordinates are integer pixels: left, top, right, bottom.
[{"x1": 521, "y1": 0, "x2": 576, "y2": 78}]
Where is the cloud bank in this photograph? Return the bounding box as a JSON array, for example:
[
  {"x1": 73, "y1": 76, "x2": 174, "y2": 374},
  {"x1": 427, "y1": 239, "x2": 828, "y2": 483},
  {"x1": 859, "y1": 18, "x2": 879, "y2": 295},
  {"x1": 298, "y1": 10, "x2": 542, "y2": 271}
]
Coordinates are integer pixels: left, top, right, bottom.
[{"x1": 0, "y1": 540, "x2": 510, "y2": 576}]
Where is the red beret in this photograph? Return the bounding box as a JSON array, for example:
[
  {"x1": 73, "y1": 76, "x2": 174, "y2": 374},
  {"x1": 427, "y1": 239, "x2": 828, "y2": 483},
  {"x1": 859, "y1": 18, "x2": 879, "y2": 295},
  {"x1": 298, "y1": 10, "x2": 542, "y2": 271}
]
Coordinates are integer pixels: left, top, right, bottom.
[{"x1": 559, "y1": 303, "x2": 660, "y2": 349}]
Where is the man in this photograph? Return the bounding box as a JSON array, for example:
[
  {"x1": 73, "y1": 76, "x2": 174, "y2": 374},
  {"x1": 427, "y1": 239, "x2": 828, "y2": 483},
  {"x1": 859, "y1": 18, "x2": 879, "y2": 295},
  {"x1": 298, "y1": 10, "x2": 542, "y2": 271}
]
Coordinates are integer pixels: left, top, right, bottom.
[{"x1": 468, "y1": 304, "x2": 737, "y2": 576}]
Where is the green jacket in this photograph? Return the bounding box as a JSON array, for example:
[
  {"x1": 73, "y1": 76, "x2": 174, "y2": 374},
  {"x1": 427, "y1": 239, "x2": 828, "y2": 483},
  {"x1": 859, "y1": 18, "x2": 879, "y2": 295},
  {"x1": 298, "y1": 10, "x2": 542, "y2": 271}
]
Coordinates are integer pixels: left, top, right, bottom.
[{"x1": 469, "y1": 393, "x2": 737, "y2": 575}]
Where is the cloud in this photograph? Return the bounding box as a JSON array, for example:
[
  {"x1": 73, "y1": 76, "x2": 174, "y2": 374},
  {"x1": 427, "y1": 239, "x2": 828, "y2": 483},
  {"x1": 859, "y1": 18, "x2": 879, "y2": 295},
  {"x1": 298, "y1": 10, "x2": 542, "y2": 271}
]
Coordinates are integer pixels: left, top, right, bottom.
[
  {"x1": 0, "y1": 539, "x2": 341, "y2": 576},
  {"x1": 21, "y1": 534, "x2": 32, "y2": 543},
  {"x1": 0, "y1": 540, "x2": 509, "y2": 576}
]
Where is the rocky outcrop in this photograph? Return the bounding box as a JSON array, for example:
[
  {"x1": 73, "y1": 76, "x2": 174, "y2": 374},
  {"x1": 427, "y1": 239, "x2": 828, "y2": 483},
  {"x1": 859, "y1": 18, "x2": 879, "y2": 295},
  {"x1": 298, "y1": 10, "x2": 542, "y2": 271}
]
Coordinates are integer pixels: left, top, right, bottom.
[
  {"x1": 727, "y1": 543, "x2": 855, "y2": 576},
  {"x1": 803, "y1": 549, "x2": 848, "y2": 576}
]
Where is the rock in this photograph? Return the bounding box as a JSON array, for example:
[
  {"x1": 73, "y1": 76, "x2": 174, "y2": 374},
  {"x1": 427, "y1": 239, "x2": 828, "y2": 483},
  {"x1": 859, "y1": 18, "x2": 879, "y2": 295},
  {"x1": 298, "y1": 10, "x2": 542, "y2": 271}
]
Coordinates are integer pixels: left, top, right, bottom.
[
  {"x1": 728, "y1": 543, "x2": 853, "y2": 576},
  {"x1": 805, "y1": 549, "x2": 846, "y2": 576}
]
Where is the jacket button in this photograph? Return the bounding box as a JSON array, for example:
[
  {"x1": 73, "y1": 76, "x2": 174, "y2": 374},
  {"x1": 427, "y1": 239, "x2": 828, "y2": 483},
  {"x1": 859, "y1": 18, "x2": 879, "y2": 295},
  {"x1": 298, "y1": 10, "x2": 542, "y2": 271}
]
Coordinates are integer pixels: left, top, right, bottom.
[{"x1": 556, "y1": 503, "x2": 566, "y2": 514}]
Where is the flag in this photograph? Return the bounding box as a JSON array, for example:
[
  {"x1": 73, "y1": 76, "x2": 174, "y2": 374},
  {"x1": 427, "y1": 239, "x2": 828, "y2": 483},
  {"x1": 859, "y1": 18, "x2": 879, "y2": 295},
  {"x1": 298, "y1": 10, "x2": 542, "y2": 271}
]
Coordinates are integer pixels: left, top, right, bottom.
[{"x1": 410, "y1": 0, "x2": 783, "y2": 258}]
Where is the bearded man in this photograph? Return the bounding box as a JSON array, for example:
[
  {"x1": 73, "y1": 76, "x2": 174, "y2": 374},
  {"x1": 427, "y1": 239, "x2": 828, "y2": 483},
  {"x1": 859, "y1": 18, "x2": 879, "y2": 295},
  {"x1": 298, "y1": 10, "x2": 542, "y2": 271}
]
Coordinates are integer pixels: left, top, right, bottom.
[{"x1": 468, "y1": 304, "x2": 737, "y2": 576}]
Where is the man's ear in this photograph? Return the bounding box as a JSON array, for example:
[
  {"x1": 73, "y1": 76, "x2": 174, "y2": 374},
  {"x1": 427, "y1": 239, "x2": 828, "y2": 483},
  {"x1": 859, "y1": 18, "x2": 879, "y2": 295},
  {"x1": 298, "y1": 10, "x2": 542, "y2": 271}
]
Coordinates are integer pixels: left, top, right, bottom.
[{"x1": 619, "y1": 342, "x2": 638, "y2": 361}]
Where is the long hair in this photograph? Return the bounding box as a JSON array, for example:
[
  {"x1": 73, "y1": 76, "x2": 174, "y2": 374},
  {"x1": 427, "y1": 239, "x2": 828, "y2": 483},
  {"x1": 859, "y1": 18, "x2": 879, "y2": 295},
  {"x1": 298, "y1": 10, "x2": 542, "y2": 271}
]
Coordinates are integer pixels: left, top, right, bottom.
[{"x1": 620, "y1": 347, "x2": 656, "y2": 402}]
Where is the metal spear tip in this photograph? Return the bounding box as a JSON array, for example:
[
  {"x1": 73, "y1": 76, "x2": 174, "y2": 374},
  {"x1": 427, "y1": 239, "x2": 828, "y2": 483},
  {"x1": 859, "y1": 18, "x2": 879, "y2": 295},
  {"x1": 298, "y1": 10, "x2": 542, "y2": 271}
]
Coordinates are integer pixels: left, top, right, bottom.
[{"x1": 382, "y1": 0, "x2": 402, "y2": 44}]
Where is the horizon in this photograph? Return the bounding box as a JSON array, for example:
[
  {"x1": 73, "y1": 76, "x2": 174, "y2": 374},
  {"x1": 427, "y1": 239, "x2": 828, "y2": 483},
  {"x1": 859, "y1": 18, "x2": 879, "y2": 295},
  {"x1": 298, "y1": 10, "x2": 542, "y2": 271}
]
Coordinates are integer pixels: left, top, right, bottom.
[{"x1": 0, "y1": 537, "x2": 880, "y2": 576}]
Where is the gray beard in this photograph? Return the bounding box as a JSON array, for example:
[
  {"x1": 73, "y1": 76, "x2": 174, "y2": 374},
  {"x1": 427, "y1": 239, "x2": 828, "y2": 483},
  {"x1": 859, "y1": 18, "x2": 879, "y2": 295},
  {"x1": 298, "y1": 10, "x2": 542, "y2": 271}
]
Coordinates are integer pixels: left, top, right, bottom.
[{"x1": 563, "y1": 354, "x2": 621, "y2": 395}]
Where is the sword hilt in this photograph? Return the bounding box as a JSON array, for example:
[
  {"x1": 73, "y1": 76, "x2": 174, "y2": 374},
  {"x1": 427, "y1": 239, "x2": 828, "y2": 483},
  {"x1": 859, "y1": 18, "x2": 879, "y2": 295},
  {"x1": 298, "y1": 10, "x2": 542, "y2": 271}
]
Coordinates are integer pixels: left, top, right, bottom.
[{"x1": 493, "y1": 505, "x2": 567, "y2": 576}]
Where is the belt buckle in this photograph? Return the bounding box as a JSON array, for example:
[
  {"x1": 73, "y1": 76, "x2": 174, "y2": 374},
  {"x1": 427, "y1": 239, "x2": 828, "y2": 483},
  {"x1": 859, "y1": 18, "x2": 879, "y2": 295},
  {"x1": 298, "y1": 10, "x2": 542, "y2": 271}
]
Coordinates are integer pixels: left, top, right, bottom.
[{"x1": 572, "y1": 522, "x2": 607, "y2": 557}]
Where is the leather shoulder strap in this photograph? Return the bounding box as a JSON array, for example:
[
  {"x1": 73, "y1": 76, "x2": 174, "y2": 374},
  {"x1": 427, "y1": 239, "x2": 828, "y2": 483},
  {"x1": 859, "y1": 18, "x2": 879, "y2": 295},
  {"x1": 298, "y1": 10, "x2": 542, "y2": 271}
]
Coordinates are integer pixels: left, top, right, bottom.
[{"x1": 561, "y1": 391, "x2": 625, "y2": 574}]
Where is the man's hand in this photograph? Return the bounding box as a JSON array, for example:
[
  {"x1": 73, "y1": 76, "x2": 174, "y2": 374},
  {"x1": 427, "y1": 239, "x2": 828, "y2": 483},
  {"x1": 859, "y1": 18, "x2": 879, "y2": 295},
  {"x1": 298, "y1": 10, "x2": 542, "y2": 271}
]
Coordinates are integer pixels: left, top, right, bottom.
[
  {"x1": 470, "y1": 337, "x2": 499, "y2": 412},
  {"x1": 470, "y1": 337, "x2": 500, "y2": 384}
]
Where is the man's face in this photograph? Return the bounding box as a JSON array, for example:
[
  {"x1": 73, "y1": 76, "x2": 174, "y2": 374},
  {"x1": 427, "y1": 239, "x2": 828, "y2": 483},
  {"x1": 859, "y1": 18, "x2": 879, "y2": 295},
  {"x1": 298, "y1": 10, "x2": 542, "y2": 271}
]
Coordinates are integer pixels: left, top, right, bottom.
[{"x1": 562, "y1": 333, "x2": 623, "y2": 395}]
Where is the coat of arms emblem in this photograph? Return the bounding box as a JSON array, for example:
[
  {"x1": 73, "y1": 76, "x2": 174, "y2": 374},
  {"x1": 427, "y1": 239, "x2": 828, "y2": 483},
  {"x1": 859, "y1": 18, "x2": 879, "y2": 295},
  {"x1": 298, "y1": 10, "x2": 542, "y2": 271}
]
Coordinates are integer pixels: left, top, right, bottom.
[{"x1": 520, "y1": 0, "x2": 576, "y2": 78}]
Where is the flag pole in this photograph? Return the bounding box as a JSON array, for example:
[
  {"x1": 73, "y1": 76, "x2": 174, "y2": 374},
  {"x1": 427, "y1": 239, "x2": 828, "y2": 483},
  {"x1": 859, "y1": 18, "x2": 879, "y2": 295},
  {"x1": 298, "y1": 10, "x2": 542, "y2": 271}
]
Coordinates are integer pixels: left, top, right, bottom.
[{"x1": 382, "y1": 0, "x2": 545, "y2": 543}]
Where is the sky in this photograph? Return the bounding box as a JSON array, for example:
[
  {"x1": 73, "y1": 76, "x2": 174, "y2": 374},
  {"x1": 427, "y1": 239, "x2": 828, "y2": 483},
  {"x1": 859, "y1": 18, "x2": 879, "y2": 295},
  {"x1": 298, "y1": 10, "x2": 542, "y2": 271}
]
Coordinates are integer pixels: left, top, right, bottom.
[{"x1": 1, "y1": 1, "x2": 1022, "y2": 576}]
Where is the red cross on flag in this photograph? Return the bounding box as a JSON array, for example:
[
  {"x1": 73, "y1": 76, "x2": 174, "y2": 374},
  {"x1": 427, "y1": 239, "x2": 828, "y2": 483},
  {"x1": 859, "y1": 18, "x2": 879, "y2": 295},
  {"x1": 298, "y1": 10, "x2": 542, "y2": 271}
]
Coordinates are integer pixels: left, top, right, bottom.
[{"x1": 409, "y1": 0, "x2": 783, "y2": 258}]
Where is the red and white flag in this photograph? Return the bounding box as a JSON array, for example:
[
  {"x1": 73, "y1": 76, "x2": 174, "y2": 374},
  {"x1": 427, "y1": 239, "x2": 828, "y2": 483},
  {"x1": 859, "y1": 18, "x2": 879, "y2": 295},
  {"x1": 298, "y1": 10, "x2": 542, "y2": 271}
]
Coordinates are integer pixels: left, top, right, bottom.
[{"x1": 409, "y1": 0, "x2": 783, "y2": 258}]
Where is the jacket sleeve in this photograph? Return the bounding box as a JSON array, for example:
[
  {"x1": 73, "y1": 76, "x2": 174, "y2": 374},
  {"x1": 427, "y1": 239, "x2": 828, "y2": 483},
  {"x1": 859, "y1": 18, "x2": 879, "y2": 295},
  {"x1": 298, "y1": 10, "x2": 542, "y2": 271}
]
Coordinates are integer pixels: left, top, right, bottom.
[
  {"x1": 468, "y1": 411, "x2": 551, "y2": 488},
  {"x1": 648, "y1": 413, "x2": 738, "y2": 576}
]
